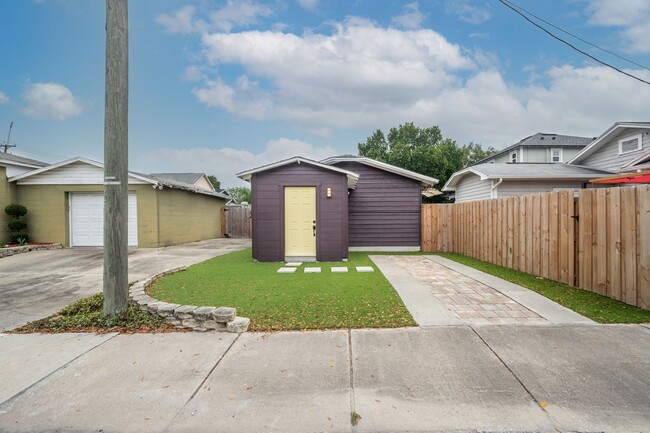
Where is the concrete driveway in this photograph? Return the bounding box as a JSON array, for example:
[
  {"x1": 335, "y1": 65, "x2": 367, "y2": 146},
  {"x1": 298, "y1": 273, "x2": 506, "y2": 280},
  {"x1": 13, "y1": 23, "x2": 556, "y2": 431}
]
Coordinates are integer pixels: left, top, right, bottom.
[{"x1": 0, "y1": 238, "x2": 251, "y2": 331}]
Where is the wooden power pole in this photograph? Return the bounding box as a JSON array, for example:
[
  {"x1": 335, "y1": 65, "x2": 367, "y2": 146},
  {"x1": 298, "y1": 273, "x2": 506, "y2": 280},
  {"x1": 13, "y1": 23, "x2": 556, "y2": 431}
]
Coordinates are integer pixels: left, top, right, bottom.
[{"x1": 103, "y1": 0, "x2": 129, "y2": 317}]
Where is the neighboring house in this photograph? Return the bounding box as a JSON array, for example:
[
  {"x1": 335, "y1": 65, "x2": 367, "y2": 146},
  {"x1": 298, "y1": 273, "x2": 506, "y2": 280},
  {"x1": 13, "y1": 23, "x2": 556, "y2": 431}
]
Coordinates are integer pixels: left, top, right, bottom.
[
  {"x1": 3, "y1": 156, "x2": 229, "y2": 247},
  {"x1": 444, "y1": 163, "x2": 613, "y2": 202},
  {"x1": 0, "y1": 153, "x2": 48, "y2": 242},
  {"x1": 474, "y1": 133, "x2": 594, "y2": 165},
  {"x1": 445, "y1": 122, "x2": 650, "y2": 203},
  {"x1": 237, "y1": 155, "x2": 437, "y2": 262}
]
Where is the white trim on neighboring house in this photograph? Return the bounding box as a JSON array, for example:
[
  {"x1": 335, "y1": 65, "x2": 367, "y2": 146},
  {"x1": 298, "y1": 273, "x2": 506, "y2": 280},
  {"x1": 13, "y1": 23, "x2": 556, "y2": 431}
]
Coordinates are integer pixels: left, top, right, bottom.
[
  {"x1": 510, "y1": 151, "x2": 518, "y2": 163},
  {"x1": 618, "y1": 133, "x2": 643, "y2": 155},
  {"x1": 551, "y1": 148, "x2": 563, "y2": 162},
  {"x1": 568, "y1": 122, "x2": 650, "y2": 164}
]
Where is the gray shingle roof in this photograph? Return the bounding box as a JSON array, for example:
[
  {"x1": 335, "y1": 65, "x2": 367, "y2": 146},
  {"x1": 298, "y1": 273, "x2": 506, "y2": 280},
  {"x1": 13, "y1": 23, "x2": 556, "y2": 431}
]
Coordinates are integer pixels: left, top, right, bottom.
[
  {"x1": 149, "y1": 173, "x2": 205, "y2": 185},
  {"x1": 471, "y1": 133, "x2": 595, "y2": 166},
  {"x1": 0, "y1": 152, "x2": 48, "y2": 167}
]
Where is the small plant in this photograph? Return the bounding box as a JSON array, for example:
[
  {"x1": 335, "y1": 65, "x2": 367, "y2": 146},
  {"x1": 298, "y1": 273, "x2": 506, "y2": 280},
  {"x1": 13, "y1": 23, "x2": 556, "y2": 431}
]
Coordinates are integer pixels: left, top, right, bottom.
[
  {"x1": 0, "y1": 243, "x2": 7, "y2": 248},
  {"x1": 351, "y1": 411, "x2": 362, "y2": 426},
  {"x1": 5, "y1": 203, "x2": 28, "y2": 245}
]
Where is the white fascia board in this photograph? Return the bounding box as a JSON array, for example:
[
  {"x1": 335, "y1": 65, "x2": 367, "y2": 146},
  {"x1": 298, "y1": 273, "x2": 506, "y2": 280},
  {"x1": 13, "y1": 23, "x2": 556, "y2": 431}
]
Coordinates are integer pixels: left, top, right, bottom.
[
  {"x1": 441, "y1": 167, "x2": 486, "y2": 191},
  {"x1": 482, "y1": 174, "x2": 611, "y2": 180}
]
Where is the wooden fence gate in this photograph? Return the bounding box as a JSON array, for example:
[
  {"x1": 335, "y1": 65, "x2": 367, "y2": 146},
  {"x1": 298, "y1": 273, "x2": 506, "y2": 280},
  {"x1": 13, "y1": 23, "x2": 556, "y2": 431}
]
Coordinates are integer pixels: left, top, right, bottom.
[{"x1": 222, "y1": 205, "x2": 251, "y2": 239}]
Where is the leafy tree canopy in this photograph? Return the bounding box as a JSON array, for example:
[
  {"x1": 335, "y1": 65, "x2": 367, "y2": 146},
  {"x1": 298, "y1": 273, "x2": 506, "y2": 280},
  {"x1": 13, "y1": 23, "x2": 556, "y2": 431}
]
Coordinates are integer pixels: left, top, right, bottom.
[
  {"x1": 207, "y1": 175, "x2": 221, "y2": 190},
  {"x1": 227, "y1": 187, "x2": 251, "y2": 204},
  {"x1": 358, "y1": 123, "x2": 496, "y2": 202}
]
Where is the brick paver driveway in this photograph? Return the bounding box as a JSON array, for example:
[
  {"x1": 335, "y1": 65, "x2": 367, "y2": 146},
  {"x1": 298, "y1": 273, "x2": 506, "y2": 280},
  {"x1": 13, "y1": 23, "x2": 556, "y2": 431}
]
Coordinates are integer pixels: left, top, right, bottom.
[{"x1": 392, "y1": 256, "x2": 547, "y2": 325}]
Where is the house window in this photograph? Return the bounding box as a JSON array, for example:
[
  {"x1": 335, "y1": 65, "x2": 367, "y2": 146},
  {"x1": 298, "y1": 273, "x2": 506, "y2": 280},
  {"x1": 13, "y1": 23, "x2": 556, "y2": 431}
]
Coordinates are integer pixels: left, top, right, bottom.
[
  {"x1": 551, "y1": 148, "x2": 563, "y2": 162},
  {"x1": 618, "y1": 134, "x2": 642, "y2": 155},
  {"x1": 510, "y1": 151, "x2": 517, "y2": 163}
]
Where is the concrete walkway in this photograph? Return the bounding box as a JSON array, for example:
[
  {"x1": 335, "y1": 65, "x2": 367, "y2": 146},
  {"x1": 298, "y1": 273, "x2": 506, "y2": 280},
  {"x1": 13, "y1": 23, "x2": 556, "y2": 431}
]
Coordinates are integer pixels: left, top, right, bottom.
[
  {"x1": 371, "y1": 254, "x2": 594, "y2": 327},
  {"x1": 1, "y1": 325, "x2": 649, "y2": 432},
  {"x1": 0, "y1": 238, "x2": 251, "y2": 331}
]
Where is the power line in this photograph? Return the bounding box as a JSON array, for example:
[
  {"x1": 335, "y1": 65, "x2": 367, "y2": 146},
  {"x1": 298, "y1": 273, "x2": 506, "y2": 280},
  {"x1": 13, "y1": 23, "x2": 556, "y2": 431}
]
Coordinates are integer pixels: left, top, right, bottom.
[
  {"x1": 501, "y1": 0, "x2": 650, "y2": 71},
  {"x1": 497, "y1": 0, "x2": 650, "y2": 86}
]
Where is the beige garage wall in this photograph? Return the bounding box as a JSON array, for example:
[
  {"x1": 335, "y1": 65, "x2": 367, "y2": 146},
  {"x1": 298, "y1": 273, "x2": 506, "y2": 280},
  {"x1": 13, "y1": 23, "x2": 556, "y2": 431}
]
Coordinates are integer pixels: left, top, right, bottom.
[
  {"x1": 155, "y1": 187, "x2": 224, "y2": 247},
  {"x1": 16, "y1": 185, "x2": 159, "y2": 247},
  {"x1": 0, "y1": 167, "x2": 19, "y2": 243}
]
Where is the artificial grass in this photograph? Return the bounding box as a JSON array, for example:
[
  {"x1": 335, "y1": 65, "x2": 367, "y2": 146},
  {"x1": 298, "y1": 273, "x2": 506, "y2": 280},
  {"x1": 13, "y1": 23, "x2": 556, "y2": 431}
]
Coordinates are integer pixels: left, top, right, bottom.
[
  {"x1": 149, "y1": 249, "x2": 416, "y2": 332},
  {"x1": 12, "y1": 293, "x2": 175, "y2": 334},
  {"x1": 437, "y1": 252, "x2": 650, "y2": 324}
]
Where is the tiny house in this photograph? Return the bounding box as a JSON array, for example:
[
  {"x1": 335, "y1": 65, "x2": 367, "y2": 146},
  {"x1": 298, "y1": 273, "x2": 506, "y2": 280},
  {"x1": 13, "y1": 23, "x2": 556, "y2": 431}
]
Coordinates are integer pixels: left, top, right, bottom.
[{"x1": 237, "y1": 155, "x2": 437, "y2": 262}]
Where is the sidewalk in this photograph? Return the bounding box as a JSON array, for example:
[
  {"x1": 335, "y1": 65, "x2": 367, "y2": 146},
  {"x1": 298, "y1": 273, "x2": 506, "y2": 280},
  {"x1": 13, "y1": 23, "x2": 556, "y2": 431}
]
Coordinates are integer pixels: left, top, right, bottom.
[{"x1": 1, "y1": 325, "x2": 649, "y2": 432}]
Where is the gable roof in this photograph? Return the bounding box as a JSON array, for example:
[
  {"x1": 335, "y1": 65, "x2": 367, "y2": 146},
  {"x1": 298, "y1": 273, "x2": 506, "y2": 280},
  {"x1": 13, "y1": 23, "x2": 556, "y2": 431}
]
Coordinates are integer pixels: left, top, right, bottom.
[
  {"x1": 0, "y1": 152, "x2": 48, "y2": 169},
  {"x1": 443, "y1": 163, "x2": 614, "y2": 191},
  {"x1": 320, "y1": 155, "x2": 438, "y2": 186},
  {"x1": 471, "y1": 133, "x2": 594, "y2": 166},
  {"x1": 237, "y1": 156, "x2": 360, "y2": 189},
  {"x1": 9, "y1": 157, "x2": 230, "y2": 199},
  {"x1": 149, "y1": 172, "x2": 205, "y2": 185},
  {"x1": 568, "y1": 122, "x2": 650, "y2": 165}
]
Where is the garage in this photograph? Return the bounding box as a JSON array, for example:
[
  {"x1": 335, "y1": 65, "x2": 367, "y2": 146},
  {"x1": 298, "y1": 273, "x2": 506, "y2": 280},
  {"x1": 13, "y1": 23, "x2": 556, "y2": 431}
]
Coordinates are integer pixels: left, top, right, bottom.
[{"x1": 70, "y1": 193, "x2": 138, "y2": 247}]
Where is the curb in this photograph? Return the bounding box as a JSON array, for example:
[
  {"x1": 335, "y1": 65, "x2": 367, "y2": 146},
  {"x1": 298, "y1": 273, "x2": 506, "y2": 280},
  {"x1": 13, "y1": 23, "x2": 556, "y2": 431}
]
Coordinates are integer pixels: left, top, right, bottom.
[
  {"x1": 128, "y1": 266, "x2": 250, "y2": 333},
  {"x1": 0, "y1": 243, "x2": 63, "y2": 258}
]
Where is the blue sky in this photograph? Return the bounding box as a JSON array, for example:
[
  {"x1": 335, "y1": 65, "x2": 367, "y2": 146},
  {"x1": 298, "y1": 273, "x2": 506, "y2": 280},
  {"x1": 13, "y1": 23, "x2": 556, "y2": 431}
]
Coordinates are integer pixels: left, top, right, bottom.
[{"x1": 1, "y1": 0, "x2": 649, "y2": 187}]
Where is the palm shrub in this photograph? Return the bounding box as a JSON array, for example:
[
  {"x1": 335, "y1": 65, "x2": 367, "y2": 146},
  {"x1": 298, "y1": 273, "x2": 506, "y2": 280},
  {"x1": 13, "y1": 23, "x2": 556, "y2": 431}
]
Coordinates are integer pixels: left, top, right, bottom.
[{"x1": 5, "y1": 204, "x2": 28, "y2": 244}]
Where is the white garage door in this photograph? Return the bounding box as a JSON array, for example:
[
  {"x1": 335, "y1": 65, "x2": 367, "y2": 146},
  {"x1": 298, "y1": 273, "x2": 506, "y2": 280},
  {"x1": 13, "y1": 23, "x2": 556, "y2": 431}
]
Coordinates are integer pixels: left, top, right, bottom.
[{"x1": 70, "y1": 193, "x2": 138, "y2": 247}]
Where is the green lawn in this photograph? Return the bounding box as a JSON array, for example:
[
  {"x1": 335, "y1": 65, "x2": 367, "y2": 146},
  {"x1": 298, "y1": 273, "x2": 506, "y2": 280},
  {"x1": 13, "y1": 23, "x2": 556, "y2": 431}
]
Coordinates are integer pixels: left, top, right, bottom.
[
  {"x1": 437, "y1": 252, "x2": 650, "y2": 324},
  {"x1": 149, "y1": 249, "x2": 416, "y2": 332}
]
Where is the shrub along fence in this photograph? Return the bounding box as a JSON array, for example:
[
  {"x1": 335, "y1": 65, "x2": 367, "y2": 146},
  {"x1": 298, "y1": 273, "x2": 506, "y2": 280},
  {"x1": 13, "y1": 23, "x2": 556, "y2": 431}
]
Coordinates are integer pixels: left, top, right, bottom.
[{"x1": 421, "y1": 185, "x2": 650, "y2": 310}]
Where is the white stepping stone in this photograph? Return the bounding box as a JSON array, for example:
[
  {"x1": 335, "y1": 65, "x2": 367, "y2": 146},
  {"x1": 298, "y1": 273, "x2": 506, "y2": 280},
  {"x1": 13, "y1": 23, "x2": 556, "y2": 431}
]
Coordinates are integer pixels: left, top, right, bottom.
[
  {"x1": 285, "y1": 262, "x2": 302, "y2": 267},
  {"x1": 331, "y1": 267, "x2": 348, "y2": 273},
  {"x1": 304, "y1": 267, "x2": 321, "y2": 273},
  {"x1": 277, "y1": 267, "x2": 297, "y2": 273},
  {"x1": 356, "y1": 266, "x2": 374, "y2": 273}
]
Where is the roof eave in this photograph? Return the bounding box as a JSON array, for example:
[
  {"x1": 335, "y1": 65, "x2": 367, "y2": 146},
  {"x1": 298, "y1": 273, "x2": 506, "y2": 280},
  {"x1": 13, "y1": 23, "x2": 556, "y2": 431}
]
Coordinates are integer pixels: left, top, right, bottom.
[
  {"x1": 321, "y1": 156, "x2": 438, "y2": 186},
  {"x1": 568, "y1": 122, "x2": 650, "y2": 164}
]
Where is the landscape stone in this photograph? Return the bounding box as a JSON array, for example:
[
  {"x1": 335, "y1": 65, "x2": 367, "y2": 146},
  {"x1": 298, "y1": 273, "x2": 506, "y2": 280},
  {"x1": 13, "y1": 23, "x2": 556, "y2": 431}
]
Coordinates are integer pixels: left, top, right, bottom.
[
  {"x1": 174, "y1": 305, "x2": 198, "y2": 319},
  {"x1": 304, "y1": 267, "x2": 321, "y2": 273},
  {"x1": 331, "y1": 267, "x2": 348, "y2": 273},
  {"x1": 213, "y1": 307, "x2": 237, "y2": 323},
  {"x1": 227, "y1": 317, "x2": 250, "y2": 333},
  {"x1": 157, "y1": 303, "x2": 181, "y2": 317},
  {"x1": 285, "y1": 262, "x2": 302, "y2": 267},
  {"x1": 181, "y1": 318, "x2": 201, "y2": 329},
  {"x1": 356, "y1": 266, "x2": 375, "y2": 273},
  {"x1": 277, "y1": 267, "x2": 297, "y2": 273},
  {"x1": 194, "y1": 306, "x2": 216, "y2": 320}
]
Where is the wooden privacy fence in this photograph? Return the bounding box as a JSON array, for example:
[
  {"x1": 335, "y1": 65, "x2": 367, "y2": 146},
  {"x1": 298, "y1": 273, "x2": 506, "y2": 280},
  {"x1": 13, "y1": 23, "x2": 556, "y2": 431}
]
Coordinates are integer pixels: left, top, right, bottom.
[
  {"x1": 222, "y1": 205, "x2": 252, "y2": 238},
  {"x1": 422, "y1": 185, "x2": 650, "y2": 310}
]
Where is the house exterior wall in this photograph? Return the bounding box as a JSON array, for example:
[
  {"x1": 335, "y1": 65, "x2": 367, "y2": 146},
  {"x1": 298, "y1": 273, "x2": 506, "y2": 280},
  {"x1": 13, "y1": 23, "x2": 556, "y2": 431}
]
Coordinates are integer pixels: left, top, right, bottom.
[
  {"x1": 495, "y1": 180, "x2": 584, "y2": 198},
  {"x1": 156, "y1": 187, "x2": 224, "y2": 246},
  {"x1": 194, "y1": 176, "x2": 214, "y2": 191},
  {"x1": 251, "y1": 163, "x2": 348, "y2": 262},
  {"x1": 0, "y1": 166, "x2": 19, "y2": 243},
  {"x1": 581, "y1": 128, "x2": 650, "y2": 171},
  {"x1": 454, "y1": 173, "x2": 493, "y2": 203},
  {"x1": 332, "y1": 162, "x2": 422, "y2": 248}
]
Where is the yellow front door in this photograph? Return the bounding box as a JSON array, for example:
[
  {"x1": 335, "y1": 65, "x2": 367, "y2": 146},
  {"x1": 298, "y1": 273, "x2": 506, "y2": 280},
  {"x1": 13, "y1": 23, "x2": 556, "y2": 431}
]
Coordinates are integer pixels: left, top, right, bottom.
[{"x1": 284, "y1": 187, "x2": 316, "y2": 257}]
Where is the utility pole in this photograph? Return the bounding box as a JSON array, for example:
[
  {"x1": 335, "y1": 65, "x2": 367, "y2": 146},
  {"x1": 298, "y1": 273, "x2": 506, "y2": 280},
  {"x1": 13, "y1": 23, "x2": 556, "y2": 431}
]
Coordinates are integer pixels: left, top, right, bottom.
[
  {"x1": 2, "y1": 122, "x2": 16, "y2": 153},
  {"x1": 103, "y1": 0, "x2": 129, "y2": 317}
]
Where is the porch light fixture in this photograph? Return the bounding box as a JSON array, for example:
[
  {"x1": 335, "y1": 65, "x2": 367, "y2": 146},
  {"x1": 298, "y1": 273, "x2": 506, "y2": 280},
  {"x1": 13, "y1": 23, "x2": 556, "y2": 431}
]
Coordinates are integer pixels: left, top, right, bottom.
[{"x1": 326, "y1": 187, "x2": 332, "y2": 198}]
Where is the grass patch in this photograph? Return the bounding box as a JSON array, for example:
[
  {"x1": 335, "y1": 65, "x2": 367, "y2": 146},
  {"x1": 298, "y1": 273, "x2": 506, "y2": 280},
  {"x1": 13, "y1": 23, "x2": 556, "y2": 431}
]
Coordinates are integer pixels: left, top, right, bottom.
[
  {"x1": 12, "y1": 293, "x2": 176, "y2": 334},
  {"x1": 149, "y1": 249, "x2": 415, "y2": 332},
  {"x1": 437, "y1": 252, "x2": 650, "y2": 324}
]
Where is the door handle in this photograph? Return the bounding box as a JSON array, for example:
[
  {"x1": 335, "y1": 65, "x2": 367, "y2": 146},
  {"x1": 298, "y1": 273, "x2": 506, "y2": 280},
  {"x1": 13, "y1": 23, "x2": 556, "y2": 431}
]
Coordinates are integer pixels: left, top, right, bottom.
[{"x1": 313, "y1": 220, "x2": 316, "y2": 237}]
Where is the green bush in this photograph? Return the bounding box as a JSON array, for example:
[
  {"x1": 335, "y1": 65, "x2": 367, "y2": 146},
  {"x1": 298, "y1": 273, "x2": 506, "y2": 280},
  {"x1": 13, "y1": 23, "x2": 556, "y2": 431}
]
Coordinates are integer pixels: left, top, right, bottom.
[
  {"x1": 8, "y1": 220, "x2": 27, "y2": 231},
  {"x1": 5, "y1": 204, "x2": 27, "y2": 218},
  {"x1": 9, "y1": 233, "x2": 29, "y2": 244}
]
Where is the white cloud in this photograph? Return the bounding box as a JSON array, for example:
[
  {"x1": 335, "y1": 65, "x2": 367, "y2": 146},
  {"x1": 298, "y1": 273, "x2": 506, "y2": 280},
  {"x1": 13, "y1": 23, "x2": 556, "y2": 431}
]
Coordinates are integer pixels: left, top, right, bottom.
[
  {"x1": 391, "y1": 2, "x2": 425, "y2": 30},
  {"x1": 297, "y1": 0, "x2": 319, "y2": 11},
  {"x1": 140, "y1": 138, "x2": 338, "y2": 188},
  {"x1": 0, "y1": 91, "x2": 10, "y2": 104},
  {"x1": 587, "y1": 0, "x2": 650, "y2": 53},
  {"x1": 444, "y1": 0, "x2": 492, "y2": 24},
  {"x1": 21, "y1": 82, "x2": 84, "y2": 120},
  {"x1": 157, "y1": 1, "x2": 273, "y2": 34}
]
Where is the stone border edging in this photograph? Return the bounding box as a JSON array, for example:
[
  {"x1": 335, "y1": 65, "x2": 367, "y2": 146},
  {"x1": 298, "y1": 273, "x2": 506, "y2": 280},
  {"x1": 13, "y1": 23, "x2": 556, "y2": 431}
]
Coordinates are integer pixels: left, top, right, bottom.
[
  {"x1": 129, "y1": 266, "x2": 250, "y2": 333},
  {"x1": 0, "y1": 243, "x2": 63, "y2": 258}
]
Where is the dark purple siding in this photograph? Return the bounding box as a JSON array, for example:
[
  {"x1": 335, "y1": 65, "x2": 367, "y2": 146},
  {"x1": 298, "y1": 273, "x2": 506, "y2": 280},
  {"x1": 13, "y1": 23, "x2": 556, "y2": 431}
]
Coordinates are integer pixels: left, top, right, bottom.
[
  {"x1": 251, "y1": 163, "x2": 348, "y2": 262},
  {"x1": 333, "y1": 162, "x2": 422, "y2": 247}
]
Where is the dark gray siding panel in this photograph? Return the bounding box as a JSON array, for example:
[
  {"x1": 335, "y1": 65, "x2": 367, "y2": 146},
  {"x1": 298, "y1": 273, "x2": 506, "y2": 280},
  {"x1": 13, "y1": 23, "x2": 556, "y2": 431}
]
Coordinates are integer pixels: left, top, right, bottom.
[
  {"x1": 334, "y1": 162, "x2": 422, "y2": 247},
  {"x1": 251, "y1": 163, "x2": 348, "y2": 262}
]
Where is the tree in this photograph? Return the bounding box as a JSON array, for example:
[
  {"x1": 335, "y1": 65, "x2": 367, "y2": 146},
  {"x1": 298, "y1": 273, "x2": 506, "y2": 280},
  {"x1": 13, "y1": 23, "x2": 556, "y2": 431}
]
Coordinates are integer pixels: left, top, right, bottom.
[
  {"x1": 227, "y1": 187, "x2": 251, "y2": 204},
  {"x1": 208, "y1": 175, "x2": 221, "y2": 190},
  {"x1": 464, "y1": 142, "x2": 497, "y2": 165},
  {"x1": 358, "y1": 123, "x2": 466, "y2": 202}
]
